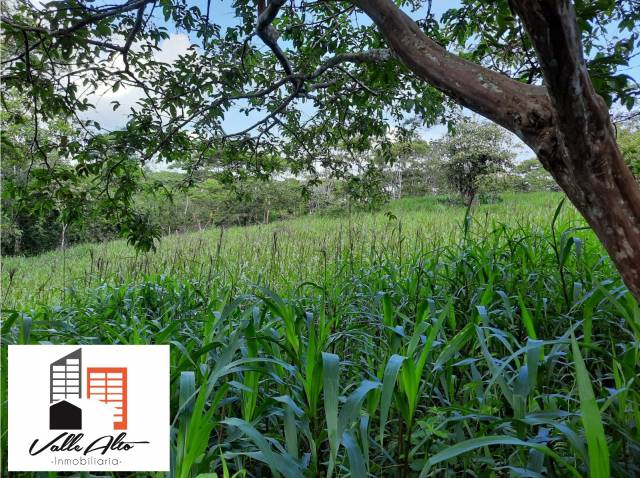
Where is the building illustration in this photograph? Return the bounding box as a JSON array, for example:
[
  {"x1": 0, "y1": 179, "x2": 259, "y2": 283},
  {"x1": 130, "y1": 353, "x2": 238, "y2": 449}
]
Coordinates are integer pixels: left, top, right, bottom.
[
  {"x1": 87, "y1": 367, "x2": 128, "y2": 429},
  {"x1": 48, "y1": 348, "x2": 128, "y2": 430},
  {"x1": 49, "y1": 349, "x2": 82, "y2": 429}
]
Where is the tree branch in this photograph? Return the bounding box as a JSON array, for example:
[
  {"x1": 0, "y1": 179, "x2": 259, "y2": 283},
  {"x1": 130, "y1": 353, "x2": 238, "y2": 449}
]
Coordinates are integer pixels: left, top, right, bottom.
[
  {"x1": 122, "y1": 5, "x2": 146, "y2": 71},
  {"x1": 310, "y1": 49, "x2": 393, "y2": 78},
  {"x1": 1, "y1": 0, "x2": 153, "y2": 63},
  {"x1": 142, "y1": 47, "x2": 392, "y2": 160},
  {"x1": 350, "y1": 0, "x2": 554, "y2": 149},
  {"x1": 255, "y1": 0, "x2": 294, "y2": 77}
]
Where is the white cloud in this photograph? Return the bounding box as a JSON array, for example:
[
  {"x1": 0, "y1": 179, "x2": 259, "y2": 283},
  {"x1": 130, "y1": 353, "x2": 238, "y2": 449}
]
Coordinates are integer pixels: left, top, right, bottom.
[
  {"x1": 81, "y1": 34, "x2": 192, "y2": 131},
  {"x1": 154, "y1": 33, "x2": 191, "y2": 64}
]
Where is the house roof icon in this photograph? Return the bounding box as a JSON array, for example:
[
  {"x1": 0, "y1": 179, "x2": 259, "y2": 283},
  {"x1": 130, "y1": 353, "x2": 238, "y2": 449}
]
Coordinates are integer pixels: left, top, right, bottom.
[{"x1": 50, "y1": 400, "x2": 82, "y2": 430}]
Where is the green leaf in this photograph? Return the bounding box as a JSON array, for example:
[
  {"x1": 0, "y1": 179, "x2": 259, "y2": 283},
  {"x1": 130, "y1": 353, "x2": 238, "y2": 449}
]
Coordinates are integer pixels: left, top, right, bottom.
[
  {"x1": 518, "y1": 294, "x2": 537, "y2": 339},
  {"x1": 338, "y1": 379, "x2": 380, "y2": 436},
  {"x1": 571, "y1": 334, "x2": 610, "y2": 478},
  {"x1": 379, "y1": 354, "x2": 405, "y2": 444},
  {"x1": 322, "y1": 352, "x2": 340, "y2": 478},
  {"x1": 342, "y1": 429, "x2": 367, "y2": 478},
  {"x1": 419, "y1": 435, "x2": 581, "y2": 478},
  {"x1": 222, "y1": 418, "x2": 303, "y2": 478}
]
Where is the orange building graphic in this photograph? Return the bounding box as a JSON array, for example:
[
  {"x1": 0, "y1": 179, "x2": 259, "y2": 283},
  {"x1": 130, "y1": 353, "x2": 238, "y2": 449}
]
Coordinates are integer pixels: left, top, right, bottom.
[{"x1": 86, "y1": 367, "x2": 128, "y2": 429}]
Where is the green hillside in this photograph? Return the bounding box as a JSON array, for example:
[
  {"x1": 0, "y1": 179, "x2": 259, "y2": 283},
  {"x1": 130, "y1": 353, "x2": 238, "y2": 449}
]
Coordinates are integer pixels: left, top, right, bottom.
[{"x1": 4, "y1": 192, "x2": 573, "y2": 307}]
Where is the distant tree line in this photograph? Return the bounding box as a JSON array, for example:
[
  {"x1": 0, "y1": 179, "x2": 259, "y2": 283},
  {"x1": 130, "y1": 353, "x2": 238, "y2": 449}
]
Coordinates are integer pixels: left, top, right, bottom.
[{"x1": 3, "y1": 114, "x2": 638, "y2": 257}]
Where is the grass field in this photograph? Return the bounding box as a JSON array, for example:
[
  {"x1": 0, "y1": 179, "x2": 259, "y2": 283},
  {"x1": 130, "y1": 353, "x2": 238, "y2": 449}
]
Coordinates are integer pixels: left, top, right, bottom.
[
  {"x1": 2, "y1": 192, "x2": 640, "y2": 477},
  {"x1": 2, "y1": 192, "x2": 578, "y2": 307}
]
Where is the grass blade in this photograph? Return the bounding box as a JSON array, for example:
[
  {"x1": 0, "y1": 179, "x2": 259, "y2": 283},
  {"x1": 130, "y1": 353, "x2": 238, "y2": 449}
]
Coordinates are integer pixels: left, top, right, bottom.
[
  {"x1": 419, "y1": 435, "x2": 581, "y2": 478},
  {"x1": 322, "y1": 352, "x2": 340, "y2": 478},
  {"x1": 571, "y1": 334, "x2": 610, "y2": 478},
  {"x1": 379, "y1": 354, "x2": 405, "y2": 444},
  {"x1": 342, "y1": 429, "x2": 367, "y2": 478}
]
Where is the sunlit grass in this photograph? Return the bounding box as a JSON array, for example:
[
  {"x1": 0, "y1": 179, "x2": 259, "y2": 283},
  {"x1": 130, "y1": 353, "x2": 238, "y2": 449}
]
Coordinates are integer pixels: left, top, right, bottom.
[{"x1": 3, "y1": 192, "x2": 569, "y2": 307}]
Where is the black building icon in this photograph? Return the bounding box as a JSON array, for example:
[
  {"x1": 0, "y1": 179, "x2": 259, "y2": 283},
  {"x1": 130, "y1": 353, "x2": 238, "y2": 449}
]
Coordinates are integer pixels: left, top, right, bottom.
[
  {"x1": 50, "y1": 400, "x2": 82, "y2": 429},
  {"x1": 49, "y1": 349, "x2": 82, "y2": 430}
]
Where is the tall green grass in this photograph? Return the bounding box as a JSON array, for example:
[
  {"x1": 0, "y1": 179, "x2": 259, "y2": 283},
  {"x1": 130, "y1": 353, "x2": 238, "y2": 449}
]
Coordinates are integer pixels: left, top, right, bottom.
[
  {"x1": 3, "y1": 192, "x2": 566, "y2": 307},
  {"x1": 2, "y1": 192, "x2": 639, "y2": 476}
]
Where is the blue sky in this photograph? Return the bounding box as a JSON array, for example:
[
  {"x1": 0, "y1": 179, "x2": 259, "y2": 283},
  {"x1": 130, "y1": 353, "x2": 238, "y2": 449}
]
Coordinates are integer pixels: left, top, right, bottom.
[{"x1": 190, "y1": 1, "x2": 466, "y2": 139}]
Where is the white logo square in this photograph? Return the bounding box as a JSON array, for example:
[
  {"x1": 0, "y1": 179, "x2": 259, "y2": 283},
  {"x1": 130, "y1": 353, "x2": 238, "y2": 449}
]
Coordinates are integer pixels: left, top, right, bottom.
[{"x1": 8, "y1": 345, "x2": 170, "y2": 471}]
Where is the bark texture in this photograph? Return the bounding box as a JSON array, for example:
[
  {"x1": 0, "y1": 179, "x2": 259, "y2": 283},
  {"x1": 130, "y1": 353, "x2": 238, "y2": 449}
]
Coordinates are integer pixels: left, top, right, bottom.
[
  {"x1": 352, "y1": 0, "x2": 640, "y2": 301},
  {"x1": 512, "y1": 0, "x2": 640, "y2": 300}
]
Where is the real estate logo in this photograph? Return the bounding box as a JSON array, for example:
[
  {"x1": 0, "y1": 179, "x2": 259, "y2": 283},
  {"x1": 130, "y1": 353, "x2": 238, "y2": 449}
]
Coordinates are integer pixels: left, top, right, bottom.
[
  {"x1": 48, "y1": 349, "x2": 128, "y2": 431},
  {"x1": 8, "y1": 345, "x2": 169, "y2": 471}
]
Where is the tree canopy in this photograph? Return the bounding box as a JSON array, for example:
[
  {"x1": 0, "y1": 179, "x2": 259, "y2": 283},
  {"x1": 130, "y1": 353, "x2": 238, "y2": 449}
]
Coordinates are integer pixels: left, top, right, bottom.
[
  {"x1": 436, "y1": 121, "x2": 515, "y2": 205},
  {"x1": 2, "y1": 0, "x2": 640, "y2": 297},
  {"x1": 2, "y1": 0, "x2": 637, "y2": 189}
]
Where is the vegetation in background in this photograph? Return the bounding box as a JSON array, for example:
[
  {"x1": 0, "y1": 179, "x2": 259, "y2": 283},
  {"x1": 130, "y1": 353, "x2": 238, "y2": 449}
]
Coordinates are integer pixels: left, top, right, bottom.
[
  {"x1": 2, "y1": 113, "x2": 560, "y2": 258},
  {"x1": 618, "y1": 119, "x2": 640, "y2": 179},
  {"x1": 0, "y1": 91, "x2": 86, "y2": 255},
  {"x1": 0, "y1": 89, "x2": 160, "y2": 255},
  {"x1": 510, "y1": 159, "x2": 561, "y2": 193},
  {"x1": 435, "y1": 122, "x2": 516, "y2": 206},
  {"x1": 141, "y1": 173, "x2": 306, "y2": 230},
  {"x1": 2, "y1": 193, "x2": 561, "y2": 307}
]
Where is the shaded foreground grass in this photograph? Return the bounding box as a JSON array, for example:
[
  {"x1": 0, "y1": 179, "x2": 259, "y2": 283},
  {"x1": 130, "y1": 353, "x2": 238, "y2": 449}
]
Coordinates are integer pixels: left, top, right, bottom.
[{"x1": 2, "y1": 192, "x2": 640, "y2": 476}]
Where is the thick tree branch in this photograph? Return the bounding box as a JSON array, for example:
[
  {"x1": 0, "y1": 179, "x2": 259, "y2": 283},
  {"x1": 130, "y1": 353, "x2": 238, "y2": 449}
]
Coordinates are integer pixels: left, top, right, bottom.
[
  {"x1": 350, "y1": 0, "x2": 554, "y2": 149},
  {"x1": 255, "y1": 0, "x2": 294, "y2": 77},
  {"x1": 511, "y1": 0, "x2": 640, "y2": 299}
]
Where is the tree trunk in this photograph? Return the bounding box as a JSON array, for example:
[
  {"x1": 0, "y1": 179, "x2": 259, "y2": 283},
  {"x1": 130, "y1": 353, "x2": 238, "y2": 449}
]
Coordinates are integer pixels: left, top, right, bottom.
[
  {"x1": 59, "y1": 222, "x2": 68, "y2": 250},
  {"x1": 512, "y1": 0, "x2": 640, "y2": 301},
  {"x1": 460, "y1": 188, "x2": 475, "y2": 208},
  {"x1": 353, "y1": 0, "x2": 640, "y2": 301}
]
